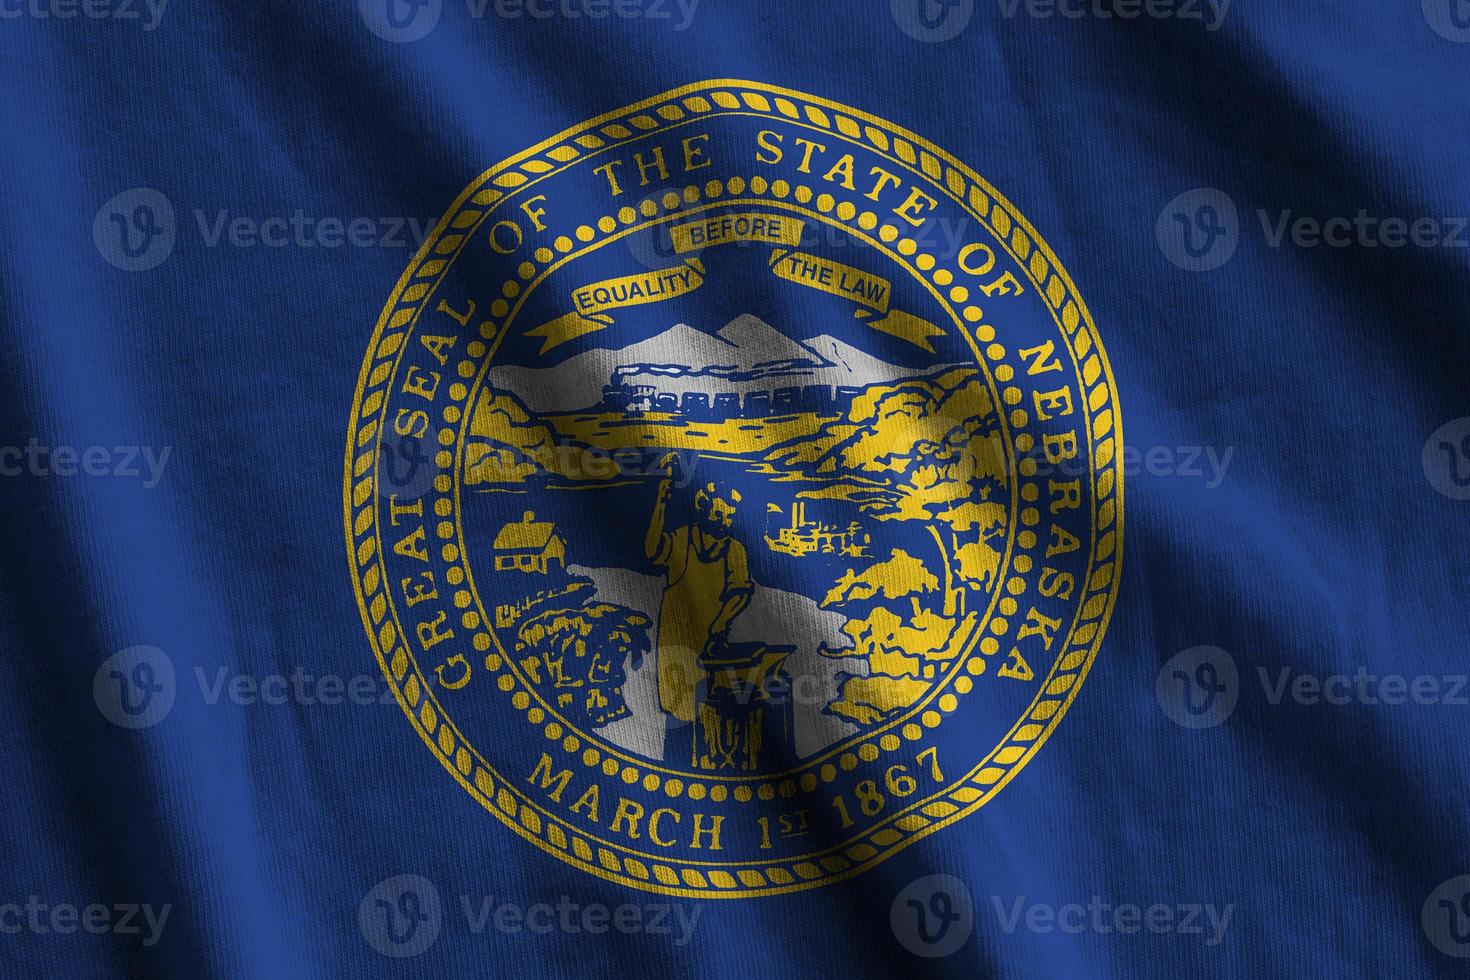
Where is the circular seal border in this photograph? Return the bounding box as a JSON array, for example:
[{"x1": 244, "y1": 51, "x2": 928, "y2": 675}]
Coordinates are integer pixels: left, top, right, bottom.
[{"x1": 344, "y1": 80, "x2": 1125, "y2": 897}]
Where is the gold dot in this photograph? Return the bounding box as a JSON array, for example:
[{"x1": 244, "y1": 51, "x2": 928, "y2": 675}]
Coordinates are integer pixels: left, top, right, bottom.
[
  {"x1": 661, "y1": 191, "x2": 681, "y2": 210},
  {"x1": 922, "y1": 710, "x2": 941, "y2": 728},
  {"x1": 1018, "y1": 530, "x2": 1036, "y2": 549},
  {"x1": 837, "y1": 201, "x2": 857, "y2": 221},
  {"x1": 688, "y1": 783, "x2": 706, "y2": 801},
  {"x1": 517, "y1": 261, "x2": 536, "y2": 280},
  {"x1": 533, "y1": 247, "x2": 554, "y2": 263},
  {"x1": 956, "y1": 676, "x2": 974, "y2": 694},
  {"x1": 933, "y1": 268, "x2": 953, "y2": 286},
  {"x1": 878, "y1": 224, "x2": 899, "y2": 243},
  {"x1": 621, "y1": 767, "x2": 639, "y2": 784},
  {"x1": 602, "y1": 758, "x2": 619, "y2": 777},
  {"x1": 980, "y1": 637, "x2": 1000, "y2": 656},
  {"x1": 995, "y1": 365, "x2": 1014, "y2": 383},
  {"x1": 1016, "y1": 434, "x2": 1034, "y2": 453},
  {"x1": 484, "y1": 652, "x2": 502, "y2": 670},
  {"x1": 963, "y1": 305, "x2": 983, "y2": 323},
  {"x1": 498, "y1": 674, "x2": 515, "y2": 692},
  {"x1": 473, "y1": 632, "x2": 491, "y2": 652},
  {"x1": 640, "y1": 199, "x2": 658, "y2": 217},
  {"x1": 820, "y1": 764, "x2": 837, "y2": 782},
  {"x1": 447, "y1": 567, "x2": 465, "y2": 586},
  {"x1": 858, "y1": 211, "x2": 878, "y2": 230},
  {"x1": 704, "y1": 179, "x2": 724, "y2": 198},
  {"x1": 436, "y1": 521, "x2": 453, "y2": 539},
  {"x1": 990, "y1": 618, "x2": 1010, "y2": 636},
  {"x1": 512, "y1": 691, "x2": 530, "y2": 710},
  {"x1": 441, "y1": 544, "x2": 459, "y2": 561},
  {"x1": 437, "y1": 428, "x2": 455, "y2": 448},
  {"x1": 949, "y1": 286, "x2": 970, "y2": 303},
  {"x1": 460, "y1": 611, "x2": 480, "y2": 630},
  {"x1": 563, "y1": 734, "x2": 580, "y2": 753},
  {"x1": 597, "y1": 216, "x2": 617, "y2": 234},
  {"x1": 800, "y1": 773, "x2": 817, "y2": 793},
  {"x1": 939, "y1": 694, "x2": 958, "y2": 713},
  {"x1": 758, "y1": 784, "x2": 776, "y2": 801},
  {"x1": 750, "y1": 176, "x2": 768, "y2": 195},
  {"x1": 575, "y1": 225, "x2": 595, "y2": 243},
  {"x1": 816, "y1": 193, "x2": 835, "y2": 212},
  {"x1": 643, "y1": 773, "x2": 660, "y2": 792},
  {"x1": 726, "y1": 176, "x2": 746, "y2": 195},
  {"x1": 966, "y1": 660, "x2": 986, "y2": 677},
  {"x1": 456, "y1": 360, "x2": 474, "y2": 379},
  {"x1": 664, "y1": 778, "x2": 683, "y2": 798},
  {"x1": 839, "y1": 753, "x2": 857, "y2": 771},
  {"x1": 1007, "y1": 577, "x2": 1027, "y2": 596},
  {"x1": 527, "y1": 707, "x2": 543, "y2": 725},
  {"x1": 897, "y1": 238, "x2": 917, "y2": 256},
  {"x1": 435, "y1": 451, "x2": 452, "y2": 468},
  {"x1": 443, "y1": 406, "x2": 461, "y2": 425},
  {"x1": 434, "y1": 475, "x2": 452, "y2": 494},
  {"x1": 771, "y1": 179, "x2": 790, "y2": 198},
  {"x1": 502, "y1": 280, "x2": 520, "y2": 298},
  {"x1": 858, "y1": 743, "x2": 879, "y2": 762},
  {"x1": 491, "y1": 299, "x2": 510, "y2": 317},
  {"x1": 880, "y1": 734, "x2": 900, "y2": 751},
  {"x1": 1000, "y1": 597, "x2": 1018, "y2": 616},
  {"x1": 1003, "y1": 387, "x2": 1022, "y2": 406},
  {"x1": 682, "y1": 185, "x2": 700, "y2": 204},
  {"x1": 977, "y1": 325, "x2": 996, "y2": 342},
  {"x1": 449, "y1": 383, "x2": 467, "y2": 401},
  {"x1": 1010, "y1": 409, "x2": 1029, "y2": 429},
  {"x1": 986, "y1": 343, "x2": 1006, "y2": 361},
  {"x1": 902, "y1": 724, "x2": 923, "y2": 740},
  {"x1": 617, "y1": 207, "x2": 637, "y2": 224},
  {"x1": 714, "y1": 785, "x2": 732, "y2": 802},
  {"x1": 544, "y1": 722, "x2": 562, "y2": 740},
  {"x1": 915, "y1": 253, "x2": 935, "y2": 271},
  {"x1": 582, "y1": 748, "x2": 599, "y2": 767},
  {"x1": 1021, "y1": 484, "x2": 1039, "y2": 502},
  {"x1": 794, "y1": 185, "x2": 813, "y2": 204},
  {"x1": 1022, "y1": 507, "x2": 1040, "y2": 526},
  {"x1": 1019, "y1": 458, "x2": 1038, "y2": 477},
  {"x1": 434, "y1": 498, "x2": 451, "y2": 517}
]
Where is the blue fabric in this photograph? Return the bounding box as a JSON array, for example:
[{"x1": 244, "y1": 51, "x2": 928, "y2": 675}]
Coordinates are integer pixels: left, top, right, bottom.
[{"x1": 1, "y1": 2, "x2": 1468, "y2": 977}]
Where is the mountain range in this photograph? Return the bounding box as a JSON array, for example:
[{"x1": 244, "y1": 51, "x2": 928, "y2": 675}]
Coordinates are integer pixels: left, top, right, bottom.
[{"x1": 488, "y1": 314, "x2": 940, "y2": 415}]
